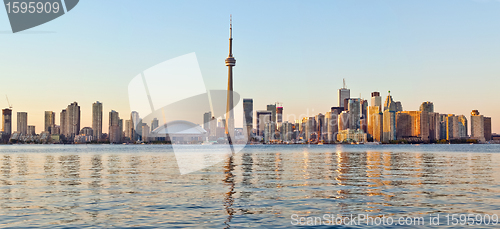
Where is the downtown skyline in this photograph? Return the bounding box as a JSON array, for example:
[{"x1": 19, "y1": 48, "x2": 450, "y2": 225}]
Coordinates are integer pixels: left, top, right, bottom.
[{"x1": 1, "y1": 0, "x2": 499, "y2": 133}]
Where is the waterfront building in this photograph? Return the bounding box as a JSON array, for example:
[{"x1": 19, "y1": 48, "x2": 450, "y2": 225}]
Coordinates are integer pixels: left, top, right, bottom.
[
  {"x1": 360, "y1": 99, "x2": 368, "y2": 119},
  {"x1": 396, "y1": 111, "x2": 430, "y2": 141},
  {"x1": 264, "y1": 122, "x2": 276, "y2": 143},
  {"x1": 373, "y1": 112, "x2": 383, "y2": 142},
  {"x1": 27, "y1": 125, "x2": 35, "y2": 136},
  {"x1": 267, "y1": 104, "x2": 277, "y2": 123},
  {"x1": 203, "y1": 111, "x2": 212, "y2": 133},
  {"x1": 458, "y1": 115, "x2": 468, "y2": 139},
  {"x1": 280, "y1": 121, "x2": 293, "y2": 142},
  {"x1": 338, "y1": 79, "x2": 350, "y2": 108},
  {"x1": 367, "y1": 106, "x2": 379, "y2": 137},
  {"x1": 445, "y1": 114, "x2": 458, "y2": 140},
  {"x1": 243, "y1": 99, "x2": 253, "y2": 141},
  {"x1": 17, "y1": 112, "x2": 28, "y2": 135},
  {"x1": 209, "y1": 116, "x2": 217, "y2": 139},
  {"x1": 66, "y1": 102, "x2": 81, "y2": 139},
  {"x1": 337, "y1": 129, "x2": 366, "y2": 143},
  {"x1": 276, "y1": 106, "x2": 283, "y2": 125},
  {"x1": 109, "y1": 110, "x2": 121, "y2": 143},
  {"x1": 371, "y1": 92, "x2": 382, "y2": 112},
  {"x1": 92, "y1": 101, "x2": 103, "y2": 141},
  {"x1": 396, "y1": 112, "x2": 412, "y2": 139},
  {"x1": 51, "y1": 125, "x2": 60, "y2": 135},
  {"x1": 151, "y1": 118, "x2": 159, "y2": 132},
  {"x1": 395, "y1": 101, "x2": 403, "y2": 112},
  {"x1": 315, "y1": 113, "x2": 326, "y2": 142},
  {"x1": 383, "y1": 110, "x2": 396, "y2": 142},
  {"x1": 420, "y1": 102, "x2": 434, "y2": 113},
  {"x1": 305, "y1": 117, "x2": 316, "y2": 142},
  {"x1": 256, "y1": 111, "x2": 272, "y2": 137},
  {"x1": 384, "y1": 92, "x2": 396, "y2": 111},
  {"x1": 484, "y1": 117, "x2": 492, "y2": 141},
  {"x1": 44, "y1": 111, "x2": 55, "y2": 133},
  {"x1": 2, "y1": 109, "x2": 12, "y2": 141},
  {"x1": 142, "y1": 124, "x2": 150, "y2": 142},
  {"x1": 80, "y1": 127, "x2": 93, "y2": 137},
  {"x1": 338, "y1": 111, "x2": 350, "y2": 132},
  {"x1": 348, "y1": 98, "x2": 361, "y2": 130},
  {"x1": 124, "y1": 120, "x2": 132, "y2": 140},
  {"x1": 325, "y1": 111, "x2": 339, "y2": 143},
  {"x1": 60, "y1": 109, "x2": 67, "y2": 137},
  {"x1": 130, "y1": 111, "x2": 140, "y2": 141}
]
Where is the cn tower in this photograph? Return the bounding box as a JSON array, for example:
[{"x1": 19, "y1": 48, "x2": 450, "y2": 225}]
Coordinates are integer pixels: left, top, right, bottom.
[{"x1": 225, "y1": 15, "x2": 236, "y2": 144}]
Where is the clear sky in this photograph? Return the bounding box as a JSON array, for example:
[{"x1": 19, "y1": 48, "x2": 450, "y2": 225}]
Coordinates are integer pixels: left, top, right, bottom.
[{"x1": 1, "y1": 0, "x2": 499, "y2": 133}]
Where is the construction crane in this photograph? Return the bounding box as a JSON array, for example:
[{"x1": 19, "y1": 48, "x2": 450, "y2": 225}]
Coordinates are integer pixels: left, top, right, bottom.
[{"x1": 5, "y1": 95, "x2": 12, "y2": 109}]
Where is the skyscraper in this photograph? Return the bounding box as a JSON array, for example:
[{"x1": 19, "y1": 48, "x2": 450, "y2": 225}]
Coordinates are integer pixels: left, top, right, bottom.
[
  {"x1": 276, "y1": 106, "x2": 283, "y2": 125},
  {"x1": 92, "y1": 101, "x2": 103, "y2": 141},
  {"x1": 225, "y1": 15, "x2": 236, "y2": 143},
  {"x1": 44, "y1": 111, "x2": 55, "y2": 133},
  {"x1": 338, "y1": 111, "x2": 350, "y2": 131},
  {"x1": 445, "y1": 114, "x2": 457, "y2": 140},
  {"x1": 66, "y1": 102, "x2": 81, "y2": 139},
  {"x1": 256, "y1": 110, "x2": 271, "y2": 137},
  {"x1": 151, "y1": 118, "x2": 159, "y2": 132},
  {"x1": 243, "y1": 99, "x2": 253, "y2": 140},
  {"x1": 470, "y1": 110, "x2": 485, "y2": 142},
  {"x1": 360, "y1": 99, "x2": 368, "y2": 119},
  {"x1": 124, "y1": 120, "x2": 132, "y2": 140},
  {"x1": 383, "y1": 110, "x2": 396, "y2": 142},
  {"x1": 338, "y1": 79, "x2": 350, "y2": 108},
  {"x1": 484, "y1": 117, "x2": 492, "y2": 141},
  {"x1": 315, "y1": 113, "x2": 325, "y2": 142},
  {"x1": 203, "y1": 111, "x2": 212, "y2": 132},
  {"x1": 305, "y1": 117, "x2": 316, "y2": 142},
  {"x1": 60, "y1": 109, "x2": 67, "y2": 136},
  {"x1": 396, "y1": 111, "x2": 430, "y2": 141},
  {"x1": 373, "y1": 111, "x2": 383, "y2": 142},
  {"x1": 384, "y1": 91, "x2": 396, "y2": 111},
  {"x1": 325, "y1": 111, "x2": 339, "y2": 143},
  {"x1": 347, "y1": 98, "x2": 361, "y2": 130},
  {"x1": 2, "y1": 109, "x2": 12, "y2": 140},
  {"x1": 395, "y1": 101, "x2": 403, "y2": 112},
  {"x1": 267, "y1": 104, "x2": 277, "y2": 123},
  {"x1": 458, "y1": 115, "x2": 468, "y2": 139},
  {"x1": 130, "y1": 111, "x2": 140, "y2": 141},
  {"x1": 17, "y1": 112, "x2": 28, "y2": 135},
  {"x1": 109, "y1": 110, "x2": 121, "y2": 143},
  {"x1": 142, "y1": 124, "x2": 150, "y2": 142},
  {"x1": 420, "y1": 102, "x2": 434, "y2": 113},
  {"x1": 367, "y1": 106, "x2": 380, "y2": 138},
  {"x1": 371, "y1": 92, "x2": 382, "y2": 111}
]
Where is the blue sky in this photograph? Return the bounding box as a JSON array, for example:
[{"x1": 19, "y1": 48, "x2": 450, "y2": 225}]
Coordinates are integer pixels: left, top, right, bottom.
[{"x1": 1, "y1": 0, "x2": 499, "y2": 133}]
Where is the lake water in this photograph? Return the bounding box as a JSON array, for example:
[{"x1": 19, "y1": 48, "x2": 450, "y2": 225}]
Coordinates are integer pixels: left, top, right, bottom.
[{"x1": 1, "y1": 144, "x2": 500, "y2": 228}]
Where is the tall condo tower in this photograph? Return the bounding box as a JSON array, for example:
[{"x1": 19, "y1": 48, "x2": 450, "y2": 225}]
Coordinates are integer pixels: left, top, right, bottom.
[
  {"x1": 338, "y1": 79, "x2": 350, "y2": 108},
  {"x1": 371, "y1": 92, "x2": 381, "y2": 111},
  {"x1": 92, "y1": 101, "x2": 103, "y2": 141},
  {"x1": 225, "y1": 15, "x2": 236, "y2": 144}
]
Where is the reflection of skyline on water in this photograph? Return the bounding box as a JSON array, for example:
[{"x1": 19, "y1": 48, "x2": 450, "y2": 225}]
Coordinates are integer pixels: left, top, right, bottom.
[{"x1": 0, "y1": 145, "x2": 499, "y2": 227}]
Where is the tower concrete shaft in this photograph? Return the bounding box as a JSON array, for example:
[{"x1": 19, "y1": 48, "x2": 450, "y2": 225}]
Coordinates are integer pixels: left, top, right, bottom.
[{"x1": 225, "y1": 15, "x2": 236, "y2": 143}]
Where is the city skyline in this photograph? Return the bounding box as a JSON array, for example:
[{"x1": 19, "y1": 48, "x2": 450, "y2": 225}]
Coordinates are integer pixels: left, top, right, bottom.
[{"x1": 1, "y1": 1, "x2": 499, "y2": 133}]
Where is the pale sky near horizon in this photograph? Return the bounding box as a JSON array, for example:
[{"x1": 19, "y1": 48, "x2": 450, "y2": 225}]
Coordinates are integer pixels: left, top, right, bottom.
[{"x1": 1, "y1": 0, "x2": 499, "y2": 133}]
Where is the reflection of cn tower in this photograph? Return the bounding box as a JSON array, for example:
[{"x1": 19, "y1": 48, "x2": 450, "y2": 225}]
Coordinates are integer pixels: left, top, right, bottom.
[{"x1": 225, "y1": 15, "x2": 236, "y2": 144}]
